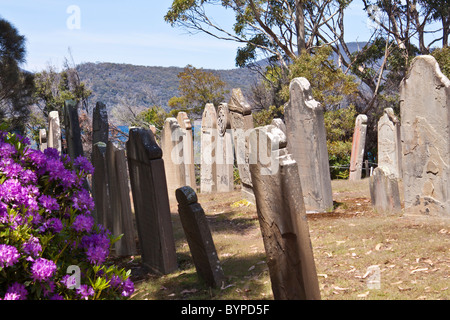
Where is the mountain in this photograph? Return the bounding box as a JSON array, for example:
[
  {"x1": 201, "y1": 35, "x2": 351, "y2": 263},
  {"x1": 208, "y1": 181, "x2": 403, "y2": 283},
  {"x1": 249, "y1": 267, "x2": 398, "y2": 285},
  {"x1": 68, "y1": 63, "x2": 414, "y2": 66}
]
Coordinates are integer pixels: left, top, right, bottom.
[{"x1": 76, "y1": 62, "x2": 260, "y2": 113}]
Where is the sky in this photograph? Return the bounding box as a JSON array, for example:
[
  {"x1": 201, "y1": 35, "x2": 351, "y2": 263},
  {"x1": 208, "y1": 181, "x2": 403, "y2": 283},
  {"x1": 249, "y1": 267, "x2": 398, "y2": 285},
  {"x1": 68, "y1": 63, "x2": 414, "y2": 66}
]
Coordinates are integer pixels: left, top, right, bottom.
[{"x1": 0, "y1": 1, "x2": 437, "y2": 72}]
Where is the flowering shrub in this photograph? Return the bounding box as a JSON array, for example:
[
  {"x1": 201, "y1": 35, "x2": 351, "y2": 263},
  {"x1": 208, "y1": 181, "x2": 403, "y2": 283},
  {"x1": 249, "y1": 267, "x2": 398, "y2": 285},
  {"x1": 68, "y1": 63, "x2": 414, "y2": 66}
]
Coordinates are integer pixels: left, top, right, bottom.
[{"x1": 0, "y1": 127, "x2": 134, "y2": 300}]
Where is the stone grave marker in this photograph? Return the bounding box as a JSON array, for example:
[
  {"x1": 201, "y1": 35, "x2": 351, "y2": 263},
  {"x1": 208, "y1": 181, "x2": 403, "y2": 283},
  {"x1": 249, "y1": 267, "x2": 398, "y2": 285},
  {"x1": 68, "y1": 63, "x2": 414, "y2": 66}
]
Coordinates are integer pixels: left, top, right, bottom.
[
  {"x1": 177, "y1": 112, "x2": 196, "y2": 189},
  {"x1": 284, "y1": 77, "x2": 333, "y2": 212},
  {"x1": 176, "y1": 186, "x2": 224, "y2": 287},
  {"x1": 127, "y1": 127, "x2": 177, "y2": 274},
  {"x1": 201, "y1": 103, "x2": 218, "y2": 193},
  {"x1": 349, "y1": 114, "x2": 368, "y2": 181},
  {"x1": 39, "y1": 129, "x2": 47, "y2": 152},
  {"x1": 216, "y1": 103, "x2": 234, "y2": 193},
  {"x1": 63, "y1": 99, "x2": 84, "y2": 160},
  {"x1": 48, "y1": 111, "x2": 62, "y2": 153},
  {"x1": 400, "y1": 55, "x2": 450, "y2": 216},
  {"x1": 369, "y1": 167, "x2": 402, "y2": 214},
  {"x1": 378, "y1": 108, "x2": 402, "y2": 178}
]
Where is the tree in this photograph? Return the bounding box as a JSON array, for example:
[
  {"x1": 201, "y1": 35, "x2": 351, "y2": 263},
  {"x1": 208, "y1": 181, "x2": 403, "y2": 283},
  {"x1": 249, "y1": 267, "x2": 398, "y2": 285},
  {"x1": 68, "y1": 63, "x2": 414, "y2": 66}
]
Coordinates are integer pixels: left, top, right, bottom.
[
  {"x1": 168, "y1": 65, "x2": 228, "y2": 118},
  {"x1": 0, "y1": 18, "x2": 35, "y2": 133}
]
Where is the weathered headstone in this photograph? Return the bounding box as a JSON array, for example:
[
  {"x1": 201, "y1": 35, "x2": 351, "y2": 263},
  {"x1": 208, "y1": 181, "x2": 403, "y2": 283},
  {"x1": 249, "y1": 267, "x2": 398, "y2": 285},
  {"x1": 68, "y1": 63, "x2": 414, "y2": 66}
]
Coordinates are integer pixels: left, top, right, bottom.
[
  {"x1": 400, "y1": 55, "x2": 450, "y2": 216},
  {"x1": 216, "y1": 103, "x2": 234, "y2": 192},
  {"x1": 92, "y1": 102, "x2": 109, "y2": 147},
  {"x1": 349, "y1": 114, "x2": 368, "y2": 181},
  {"x1": 161, "y1": 117, "x2": 186, "y2": 204},
  {"x1": 91, "y1": 143, "x2": 110, "y2": 227},
  {"x1": 63, "y1": 99, "x2": 84, "y2": 160},
  {"x1": 228, "y1": 89, "x2": 255, "y2": 201},
  {"x1": 284, "y1": 77, "x2": 333, "y2": 212},
  {"x1": 106, "y1": 141, "x2": 137, "y2": 256},
  {"x1": 176, "y1": 186, "x2": 224, "y2": 287},
  {"x1": 378, "y1": 108, "x2": 402, "y2": 178},
  {"x1": 369, "y1": 167, "x2": 402, "y2": 214},
  {"x1": 126, "y1": 127, "x2": 177, "y2": 274},
  {"x1": 48, "y1": 111, "x2": 62, "y2": 153},
  {"x1": 249, "y1": 124, "x2": 321, "y2": 300},
  {"x1": 201, "y1": 104, "x2": 218, "y2": 193},
  {"x1": 177, "y1": 112, "x2": 196, "y2": 189},
  {"x1": 39, "y1": 129, "x2": 47, "y2": 152}
]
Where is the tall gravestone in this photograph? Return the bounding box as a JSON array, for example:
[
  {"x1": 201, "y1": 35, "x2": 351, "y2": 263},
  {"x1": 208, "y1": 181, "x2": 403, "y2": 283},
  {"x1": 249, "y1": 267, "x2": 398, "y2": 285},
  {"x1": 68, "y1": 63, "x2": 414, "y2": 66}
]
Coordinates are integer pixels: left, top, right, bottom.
[
  {"x1": 176, "y1": 186, "x2": 224, "y2": 287},
  {"x1": 378, "y1": 108, "x2": 402, "y2": 178},
  {"x1": 216, "y1": 103, "x2": 234, "y2": 193},
  {"x1": 349, "y1": 114, "x2": 368, "y2": 181},
  {"x1": 228, "y1": 89, "x2": 255, "y2": 201},
  {"x1": 161, "y1": 117, "x2": 186, "y2": 204},
  {"x1": 201, "y1": 104, "x2": 218, "y2": 193},
  {"x1": 48, "y1": 111, "x2": 62, "y2": 153},
  {"x1": 106, "y1": 142, "x2": 137, "y2": 256},
  {"x1": 284, "y1": 77, "x2": 333, "y2": 212},
  {"x1": 400, "y1": 55, "x2": 450, "y2": 216},
  {"x1": 63, "y1": 99, "x2": 84, "y2": 160},
  {"x1": 369, "y1": 167, "x2": 402, "y2": 214},
  {"x1": 249, "y1": 124, "x2": 321, "y2": 300},
  {"x1": 177, "y1": 112, "x2": 196, "y2": 189},
  {"x1": 92, "y1": 102, "x2": 109, "y2": 147},
  {"x1": 126, "y1": 128, "x2": 178, "y2": 274}
]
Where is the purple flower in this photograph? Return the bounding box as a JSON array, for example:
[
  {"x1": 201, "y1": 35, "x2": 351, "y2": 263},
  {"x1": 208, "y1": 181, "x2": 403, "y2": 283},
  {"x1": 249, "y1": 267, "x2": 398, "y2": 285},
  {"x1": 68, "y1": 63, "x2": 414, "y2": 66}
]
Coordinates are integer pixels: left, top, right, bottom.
[
  {"x1": 76, "y1": 284, "x2": 94, "y2": 300},
  {"x1": 39, "y1": 194, "x2": 60, "y2": 213},
  {"x1": 21, "y1": 169, "x2": 37, "y2": 184},
  {"x1": 0, "y1": 142, "x2": 17, "y2": 158},
  {"x1": 3, "y1": 282, "x2": 27, "y2": 300},
  {"x1": 30, "y1": 258, "x2": 56, "y2": 282},
  {"x1": 60, "y1": 274, "x2": 77, "y2": 289},
  {"x1": 74, "y1": 156, "x2": 94, "y2": 175},
  {"x1": 0, "y1": 244, "x2": 20, "y2": 268},
  {"x1": 0, "y1": 158, "x2": 23, "y2": 178},
  {"x1": 72, "y1": 189, "x2": 95, "y2": 213},
  {"x1": 49, "y1": 294, "x2": 64, "y2": 300},
  {"x1": 72, "y1": 214, "x2": 94, "y2": 233},
  {"x1": 121, "y1": 278, "x2": 134, "y2": 297},
  {"x1": 44, "y1": 148, "x2": 60, "y2": 160},
  {"x1": 81, "y1": 233, "x2": 110, "y2": 265},
  {"x1": 22, "y1": 236, "x2": 42, "y2": 258},
  {"x1": 46, "y1": 217, "x2": 63, "y2": 233}
]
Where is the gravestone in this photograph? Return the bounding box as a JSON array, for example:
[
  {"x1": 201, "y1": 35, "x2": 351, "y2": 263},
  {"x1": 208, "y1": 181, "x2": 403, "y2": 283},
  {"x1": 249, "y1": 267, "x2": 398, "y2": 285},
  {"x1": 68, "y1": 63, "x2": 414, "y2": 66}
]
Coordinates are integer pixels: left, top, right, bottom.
[
  {"x1": 106, "y1": 141, "x2": 137, "y2": 256},
  {"x1": 216, "y1": 103, "x2": 234, "y2": 192},
  {"x1": 201, "y1": 104, "x2": 218, "y2": 193},
  {"x1": 284, "y1": 77, "x2": 333, "y2": 212},
  {"x1": 228, "y1": 89, "x2": 255, "y2": 201},
  {"x1": 249, "y1": 124, "x2": 321, "y2": 300},
  {"x1": 48, "y1": 111, "x2": 62, "y2": 153},
  {"x1": 126, "y1": 127, "x2": 177, "y2": 274},
  {"x1": 39, "y1": 129, "x2": 47, "y2": 152},
  {"x1": 91, "y1": 143, "x2": 110, "y2": 227},
  {"x1": 176, "y1": 186, "x2": 224, "y2": 287},
  {"x1": 92, "y1": 102, "x2": 109, "y2": 147},
  {"x1": 349, "y1": 114, "x2": 368, "y2": 181},
  {"x1": 378, "y1": 108, "x2": 402, "y2": 178},
  {"x1": 177, "y1": 112, "x2": 196, "y2": 189},
  {"x1": 161, "y1": 117, "x2": 186, "y2": 204},
  {"x1": 400, "y1": 55, "x2": 450, "y2": 216},
  {"x1": 63, "y1": 99, "x2": 84, "y2": 160},
  {"x1": 369, "y1": 167, "x2": 402, "y2": 214}
]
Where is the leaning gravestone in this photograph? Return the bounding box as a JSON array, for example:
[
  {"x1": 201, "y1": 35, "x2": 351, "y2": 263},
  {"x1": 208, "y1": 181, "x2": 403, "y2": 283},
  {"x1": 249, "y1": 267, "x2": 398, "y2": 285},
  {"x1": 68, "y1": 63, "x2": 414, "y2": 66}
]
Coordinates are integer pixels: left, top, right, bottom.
[
  {"x1": 228, "y1": 89, "x2": 255, "y2": 201},
  {"x1": 63, "y1": 99, "x2": 84, "y2": 159},
  {"x1": 378, "y1": 108, "x2": 402, "y2": 178},
  {"x1": 106, "y1": 141, "x2": 137, "y2": 256},
  {"x1": 127, "y1": 127, "x2": 178, "y2": 274},
  {"x1": 349, "y1": 114, "x2": 368, "y2": 181},
  {"x1": 249, "y1": 124, "x2": 321, "y2": 300},
  {"x1": 400, "y1": 55, "x2": 450, "y2": 216},
  {"x1": 201, "y1": 104, "x2": 218, "y2": 193},
  {"x1": 176, "y1": 186, "x2": 224, "y2": 288},
  {"x1": 161, "y1": 117, "x2": 186, "y2": 204},
  {"x1": 48, "y1": 111, "x2": 62, "y2": 153},
  {"x1": 177, "y1": 112, "x2": 196, "y2": 189},
  {"x1": 284, "y1": 77, "x2": 333, "y2": 212}
]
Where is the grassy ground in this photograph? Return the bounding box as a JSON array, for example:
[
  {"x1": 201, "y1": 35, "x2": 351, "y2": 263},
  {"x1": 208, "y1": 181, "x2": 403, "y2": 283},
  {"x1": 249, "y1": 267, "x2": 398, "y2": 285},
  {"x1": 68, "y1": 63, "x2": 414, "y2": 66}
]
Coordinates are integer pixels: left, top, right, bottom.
[{"x1": 126, "y1": 179, "x2": 449, "y2": 300}]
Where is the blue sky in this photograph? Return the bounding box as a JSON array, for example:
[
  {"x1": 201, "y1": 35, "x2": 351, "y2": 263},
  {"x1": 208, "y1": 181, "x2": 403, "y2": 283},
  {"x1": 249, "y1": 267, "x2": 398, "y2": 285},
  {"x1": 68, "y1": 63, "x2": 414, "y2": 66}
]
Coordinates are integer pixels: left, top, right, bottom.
[{"x1": 0, "y1": 1, "x2": 425, "y2": 72}]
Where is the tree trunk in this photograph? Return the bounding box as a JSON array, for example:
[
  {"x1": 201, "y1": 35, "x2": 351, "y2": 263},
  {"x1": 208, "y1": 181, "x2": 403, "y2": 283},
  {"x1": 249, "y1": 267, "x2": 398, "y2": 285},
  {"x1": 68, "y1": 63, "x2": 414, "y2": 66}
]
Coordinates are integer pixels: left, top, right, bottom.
[{"x1": 296, "y1": 0, "x2": 306, "y2": 54}]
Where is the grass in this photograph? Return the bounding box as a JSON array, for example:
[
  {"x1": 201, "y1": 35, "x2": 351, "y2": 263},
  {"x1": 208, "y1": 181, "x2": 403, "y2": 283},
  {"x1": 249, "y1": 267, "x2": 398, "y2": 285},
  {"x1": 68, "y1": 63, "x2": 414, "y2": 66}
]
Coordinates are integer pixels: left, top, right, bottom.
[{"x1": 126, "y1": 179, "x2": 449, "y2": 300}]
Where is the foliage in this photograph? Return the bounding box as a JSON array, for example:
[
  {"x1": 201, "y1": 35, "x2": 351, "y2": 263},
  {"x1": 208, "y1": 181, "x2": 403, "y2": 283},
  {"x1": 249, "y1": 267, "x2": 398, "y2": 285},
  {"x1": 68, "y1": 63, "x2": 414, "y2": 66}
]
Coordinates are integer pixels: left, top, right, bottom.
[
  {"x1": 431, "y1": 46, "x2": 450, "y2": 78},
  {"x1": 324, "y1": 105, "x2": 357, "y2": 179},
  {"x1": 168, "y1": 65, "x2": 229, "y2": 118},
  {"x1": 0, "y1": 127, "x2": 133, "y2": 300},
  {"x1": 135, "y1": 106, "x2": 168, "y2": 132},
  {"x1": 0, "y1": 18, "x2": 35, "y2": 134},
  {"x1": 252, "y1": 105, "x2": 284, "y2": 127}
]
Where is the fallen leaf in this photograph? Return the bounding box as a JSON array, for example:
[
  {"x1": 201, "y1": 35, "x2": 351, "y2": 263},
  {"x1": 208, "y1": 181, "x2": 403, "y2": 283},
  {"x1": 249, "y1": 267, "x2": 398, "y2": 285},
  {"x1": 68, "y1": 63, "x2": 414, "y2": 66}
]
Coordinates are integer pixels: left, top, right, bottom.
[
  {"x1": 317, "y1": 274, "x2": 328, "y2": 278},
  {"x1": 334, "y1": 286, "x2": 350, "y2": 291},
  {"x1": 438, "y1": 229, "x2": 448, "y2": 234},
  {"x1": 248, "y1": 265, "x2": 255, "y2": 271},
  {"x1": 357, "y1": 291, "x2": 370, "y2": 298},
  {"x1": 375, "y1": 243, "x2": 383, "y2": 251},
  {"x1": 391, "y1": 281, "x2": 403, "y2": 285},
  {"x1": 181, "y1": 289, "x2": 198, "y2": 295},
  {"x1": 410, "y1": 268, "x2": 429, "y2": 274},
  {"x1": 398, "y1": 286, "x2": 412, "y2": 291}
]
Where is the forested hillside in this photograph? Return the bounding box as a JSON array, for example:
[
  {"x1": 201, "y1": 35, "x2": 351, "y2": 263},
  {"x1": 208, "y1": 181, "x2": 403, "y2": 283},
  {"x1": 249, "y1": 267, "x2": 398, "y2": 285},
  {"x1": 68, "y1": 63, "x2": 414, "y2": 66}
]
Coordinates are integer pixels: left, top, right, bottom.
[{"x1": 76, "y1": 62, "x2": 260, "y2": 112}]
